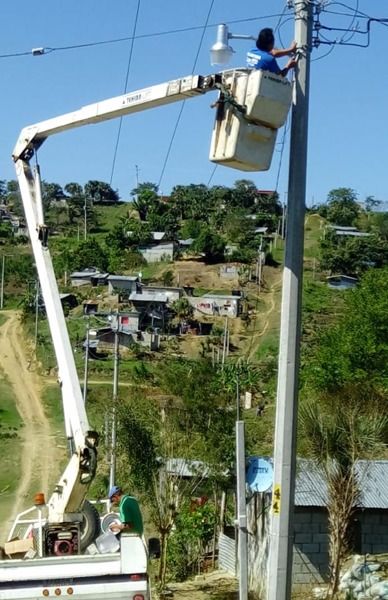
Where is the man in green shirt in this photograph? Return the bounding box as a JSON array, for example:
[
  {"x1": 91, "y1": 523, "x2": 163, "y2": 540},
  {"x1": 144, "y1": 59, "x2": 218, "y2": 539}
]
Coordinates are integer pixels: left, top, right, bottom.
[{"x1": 108, "y1": 485, "x2": 144, "y2": 536}]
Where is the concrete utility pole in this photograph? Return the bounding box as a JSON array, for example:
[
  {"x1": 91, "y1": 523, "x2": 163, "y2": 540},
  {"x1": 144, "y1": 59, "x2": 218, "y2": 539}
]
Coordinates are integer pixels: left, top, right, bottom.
[
  {"x1": 235, "y1": 375, "x2": 248, "y2": 600},
  {"x1": 0, "y1": 255, "x2": 5, "y2": 309},
  {"x1": 109, "y1": 316, "x2": 120, "y2": 494},
  {"x1": 84, "y1": 196, "x2": 87, "y2": 241},
  {"x1": 34, "y1": 280, "x2": 40, "y2": 348},
  {"x1": 0, "y1": 254, "x2": 14, "y2": 309},
  {"x1": 236, "y1": 421, "x2": 248, "y2": 600},
  {"x1": 83, "y1": 317, "x2": 90, "y2": 404},
  {"x1": 267, "y1": 2, "x2": 313, "y2": 599}
]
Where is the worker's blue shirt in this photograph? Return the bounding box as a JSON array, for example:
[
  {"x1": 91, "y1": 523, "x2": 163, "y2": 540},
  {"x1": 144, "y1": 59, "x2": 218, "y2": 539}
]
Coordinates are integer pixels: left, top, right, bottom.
[{"x1": 246, "y1": 48, "x2": 280, "y2": 74}]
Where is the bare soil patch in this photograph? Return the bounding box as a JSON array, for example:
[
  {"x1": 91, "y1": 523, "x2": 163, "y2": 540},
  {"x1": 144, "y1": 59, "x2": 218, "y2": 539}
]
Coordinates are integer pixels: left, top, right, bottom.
[{"x1": 0, "y1": 311, "x2": 60, "y2": 541}]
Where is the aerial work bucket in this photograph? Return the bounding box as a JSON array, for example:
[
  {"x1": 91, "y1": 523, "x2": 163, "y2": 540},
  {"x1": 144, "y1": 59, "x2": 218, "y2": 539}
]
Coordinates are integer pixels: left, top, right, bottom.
[{"x1": 209, "y1": 69, "x2": 292, "y2": 171}]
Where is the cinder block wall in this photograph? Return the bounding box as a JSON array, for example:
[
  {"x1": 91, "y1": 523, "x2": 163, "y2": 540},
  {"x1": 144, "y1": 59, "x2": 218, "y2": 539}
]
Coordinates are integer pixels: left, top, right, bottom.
[
  {"x1": 245, "y1": 499, "x2": 388, "y2": 595},
  {"x1": 358, "y1": 510, "x2": 388, "y2": 555},
  {"x1": 292, "y1": 508, "x2": 329, "y2": 590}
]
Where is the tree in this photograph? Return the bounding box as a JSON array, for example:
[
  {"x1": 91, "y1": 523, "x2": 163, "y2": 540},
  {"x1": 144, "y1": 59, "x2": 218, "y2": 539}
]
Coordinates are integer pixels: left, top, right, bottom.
[
  {"x1": 6, "y1": 180, "x2": 23, "y2": 216},
  {"x1": 254, "y1": 190, "x2": 281, "y2": 217},
  {"x1": 0, "y1": 180, "x2": 7, "y2": 201},
  {"x1": 230, "y1": 179, "x2": 258, "y2": 209},
  {"x1": 326, "y1": 187, "x2": 360, "y2": 226},
  {"x1": 122, "y1": 218, "x2": 152, "y2": 248},
  {"x1": 117, "y1": 394, "x2": 209, "y2": 590},
  {"x1": 171, "y1": 298, "x2": 194, "y2": 332},
  {"x1": 319, "y1": 231, "x2": 388, "y2": 275},
  {"x1": 170, "y1": 184, "x2": 211, "y2": 222},
  {"x1": 167, "y1": 499, "x2": 217, "y2": 580},
  {"x1": 41, "y1": 181, "x2": 65, "y2": 213},
  {"x1": 304, "y1": 268, "x2": 388, "y2": 392},
  {"x1": 161, "y1": 270, "x2": 174, "y2": 287},
  {"x1": 84, "y1": 180, "x2": 119, "y2": 204},
  {"x1": 192, "y1": 228, "x2": 225, "y2": 263},
  {"x1": 70, "y1": 238, "x2": 109, "y2": 272},
  {"x1": 299, "y1": 385, "x2": 387, "y2": 598},
  {"x1": 130, "y1": 182, "x2": 159, "y2": 221},
  {"x1": 364, "y1": 195, "x2": 381, "y2": 213},
  {"x1": 368, "y1": 211, "x2": 388, "y2": 241},
  {"x1": 222, "y1": 209, "x2": 256, "y2": 244},
  {"x1": 0, "y1": 222, "x2": 13, "y2": 239},
  {"x1": 64, "y1": 182, "x2": 92, "y2": 227},
  {"x1": 156, "y1": 359, "x2": 236, "y2": 475},
  {"x1": 180, "y1": 219, "x2": 204, "y2": 240}
]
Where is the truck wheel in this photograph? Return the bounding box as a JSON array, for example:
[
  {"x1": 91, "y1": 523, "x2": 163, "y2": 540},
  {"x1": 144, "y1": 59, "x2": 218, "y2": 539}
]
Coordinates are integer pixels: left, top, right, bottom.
[{"x1": 80, "y1": 500, "x2": 101, "y2": 551}]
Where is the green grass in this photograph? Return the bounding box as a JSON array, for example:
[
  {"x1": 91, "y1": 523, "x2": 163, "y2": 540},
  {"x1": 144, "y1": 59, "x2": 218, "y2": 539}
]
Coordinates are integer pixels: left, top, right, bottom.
[
  {"x1": 304, "y1": 213, "x2": 324, "y2": 260},
  {"x1": 140, "y1": 262, "x2": 170, "y2": 282},
  {"x1": 41, "y1": 386, "x2": 66, "y2": 441},
  {"x1": 93, "y1": 202, "x2": 131, "y2": 233},
  {"x1": 245, "y1": 403, "x2": 276, "y2": 457},
  {"x1": 0, "y1": 377, "x2": 23, "y2": 535}
]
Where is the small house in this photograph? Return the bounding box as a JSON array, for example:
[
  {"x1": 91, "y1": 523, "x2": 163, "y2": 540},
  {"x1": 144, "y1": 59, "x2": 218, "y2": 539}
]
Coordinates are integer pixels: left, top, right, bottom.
[
  {"x1": 109, "y1": 310, "x2": 140, "y2": 333},
  {"x1": 141, "y1": 285, "x2": 183, "y2": 303},
  {"x1": 70, "y1": 268, "x2": 109, "y2": 287},
  {"x1": 129, "y1": 291, "x2": 170, "y2": 329},
  {"x1": 107, "y1": 275, "x2": 140, "y2": 296},
  {"x1": 83, "y1": 300, "x2": 99, "y2": 315},
  {"x1": 59, "y1": 293, "x2": 78, "y2": 310},
  {"x1": 139, "y1": 241, "x2": 175, "y2": 263},
  {"x1": 188, "y1": 293, "x2": 242, "y2": 318},
  {"x1": 328, "y1": 225, "x2": 371, "y2": 238}
]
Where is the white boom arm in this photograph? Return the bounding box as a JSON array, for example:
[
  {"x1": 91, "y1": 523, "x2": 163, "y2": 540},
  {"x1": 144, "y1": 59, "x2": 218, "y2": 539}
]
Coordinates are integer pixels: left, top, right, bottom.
[{"x1": 13, "y1": 71, "x2": 223, "y2": 523}]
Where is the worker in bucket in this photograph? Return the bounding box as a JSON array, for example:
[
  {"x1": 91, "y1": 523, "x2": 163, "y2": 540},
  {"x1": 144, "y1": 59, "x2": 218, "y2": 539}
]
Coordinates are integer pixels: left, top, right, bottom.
[
  {"x1": 108, "y1": 485, "x2": 144, "y2": 535},
  {"x1": 247, "y1": 27, "x2": 297, "y2": 77}
]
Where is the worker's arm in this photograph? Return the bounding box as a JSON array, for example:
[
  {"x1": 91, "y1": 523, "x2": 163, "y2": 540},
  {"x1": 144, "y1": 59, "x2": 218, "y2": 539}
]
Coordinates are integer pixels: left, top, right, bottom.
[
  {"x1": 271, "y1": 41, "x2": 297, "y2": 58},
  {"x1": 280, "y1": 58, "x2": 297, "y2": 77}
]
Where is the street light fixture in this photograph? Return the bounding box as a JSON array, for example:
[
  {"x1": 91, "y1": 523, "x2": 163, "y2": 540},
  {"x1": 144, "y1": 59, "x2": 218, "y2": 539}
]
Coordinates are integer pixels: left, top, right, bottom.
[{"x1": 210, "y1": 24, "x2": 255, "y2": 66}]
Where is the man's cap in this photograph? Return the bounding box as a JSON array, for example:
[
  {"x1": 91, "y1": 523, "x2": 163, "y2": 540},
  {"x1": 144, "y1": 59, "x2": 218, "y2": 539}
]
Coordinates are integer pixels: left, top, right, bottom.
[{"x1": 108, "y1": 485, "x2": 121, "y2": 499}]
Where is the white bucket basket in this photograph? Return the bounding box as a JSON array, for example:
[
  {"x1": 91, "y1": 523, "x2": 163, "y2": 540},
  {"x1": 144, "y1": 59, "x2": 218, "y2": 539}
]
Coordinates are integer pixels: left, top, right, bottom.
[{"x1": 209, "y1": 69, "x2": 292, "y2": 172}]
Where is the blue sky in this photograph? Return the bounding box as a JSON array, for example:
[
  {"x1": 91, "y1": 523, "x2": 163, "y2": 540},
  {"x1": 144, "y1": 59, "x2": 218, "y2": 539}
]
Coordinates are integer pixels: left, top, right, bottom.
[{"x1": 1, "y1": 1, "x2": 387, "y2": 206}]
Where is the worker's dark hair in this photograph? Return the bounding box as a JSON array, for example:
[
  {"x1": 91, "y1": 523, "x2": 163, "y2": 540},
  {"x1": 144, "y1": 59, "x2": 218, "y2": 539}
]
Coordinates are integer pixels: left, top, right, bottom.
[{"x1": 256, "y1": 28, "x2": 275, "y2": 51}]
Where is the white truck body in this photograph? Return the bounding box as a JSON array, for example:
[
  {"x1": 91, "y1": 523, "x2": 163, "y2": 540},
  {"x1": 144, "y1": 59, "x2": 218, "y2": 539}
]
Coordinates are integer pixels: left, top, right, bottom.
[{"x1": 0, "y1": 535, "x2": 149, "y2": 599}]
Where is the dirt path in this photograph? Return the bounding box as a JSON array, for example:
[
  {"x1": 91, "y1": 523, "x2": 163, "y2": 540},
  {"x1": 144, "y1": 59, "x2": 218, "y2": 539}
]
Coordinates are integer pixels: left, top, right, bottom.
[
  {"x1": 246, "y1": 274, "x2": 283, "y2": 362},
  {"x1": 0, "y1": 311, "x2": 57, "y2": 537}
]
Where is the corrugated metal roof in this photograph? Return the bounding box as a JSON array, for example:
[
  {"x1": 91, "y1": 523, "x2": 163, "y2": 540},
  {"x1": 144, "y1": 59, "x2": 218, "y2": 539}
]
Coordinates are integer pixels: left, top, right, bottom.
[
  {"x1": 335, "y1": 230, "x2": 371, "y2": 237},
  {"x1": 129, "y1": 292, "x2": 168, "y2": 302},
  {"x1": 246, "y1": 458, "x2": 388, "y2": 509},
  {"x1": 108, "y1": 275, "x2": 138, "y2": 282},
  {"x1": 295, "y1": 459, "x2": 388, "y2": 509},
  {"x1": 328, "y1": 225, "x2": 358, "y2": 231},
  {"x1": 203, "y1": 293, "x2": 241, "y2": 300},
  {"x1": 165, "y1": 458, "x2": 210, "y2": 478}
]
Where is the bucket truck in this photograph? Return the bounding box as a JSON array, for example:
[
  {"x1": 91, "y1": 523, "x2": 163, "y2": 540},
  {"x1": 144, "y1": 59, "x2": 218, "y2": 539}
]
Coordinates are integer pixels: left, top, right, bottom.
[{"x1": 0, "y1": 67, "x2": 291, "y2": 599}]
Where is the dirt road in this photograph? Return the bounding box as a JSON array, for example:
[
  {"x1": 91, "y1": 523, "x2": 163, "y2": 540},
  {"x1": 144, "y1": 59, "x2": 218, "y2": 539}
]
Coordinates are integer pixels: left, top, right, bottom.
[{"x1": 0, "y1": 311, "x2": 57, "y2": 539}]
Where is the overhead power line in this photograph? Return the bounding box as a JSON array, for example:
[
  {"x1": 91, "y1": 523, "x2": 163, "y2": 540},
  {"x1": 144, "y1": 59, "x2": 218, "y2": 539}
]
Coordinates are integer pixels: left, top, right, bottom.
[{"x1": 0, "y1": 13, "x2": 289, "y2": 60}]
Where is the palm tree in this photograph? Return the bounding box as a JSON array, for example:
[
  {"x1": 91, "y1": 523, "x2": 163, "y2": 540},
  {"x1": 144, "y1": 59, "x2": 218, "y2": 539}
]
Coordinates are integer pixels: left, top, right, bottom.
[
  {"x1": 299, "y1": 384, "x2": 387, "y2": 598},
  {"x1": 171, "y1": 298, "x2": 194, "y2": 333}
]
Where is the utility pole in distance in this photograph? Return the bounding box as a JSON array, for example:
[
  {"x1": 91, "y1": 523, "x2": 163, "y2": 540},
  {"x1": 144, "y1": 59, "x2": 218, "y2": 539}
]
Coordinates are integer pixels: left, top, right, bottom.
[
  {"x1": 267, "y1": 2, "x2": 313, "y2": 599},
  {"x1": 109, "y1": 314, "x2": 120, "y2": 494}
]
